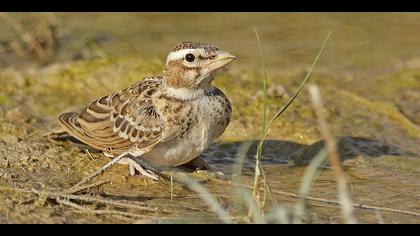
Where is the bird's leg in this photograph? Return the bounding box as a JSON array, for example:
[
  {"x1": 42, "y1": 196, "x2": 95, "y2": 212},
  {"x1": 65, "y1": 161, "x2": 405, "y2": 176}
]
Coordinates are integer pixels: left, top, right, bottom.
[
  {"x1": 118, "y1": 156, "x2": 159, "y2": 180},
  {"x1": 71, "y1": 151, "x2": 160, "y2": 190},
  {"x1": 71, "y1": 151, "x2": 130, "y2": 189}
]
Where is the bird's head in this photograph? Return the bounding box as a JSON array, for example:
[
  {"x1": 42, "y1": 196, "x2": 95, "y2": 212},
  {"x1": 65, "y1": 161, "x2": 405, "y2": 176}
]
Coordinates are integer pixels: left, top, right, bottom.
[{"x1": 162, "y1": 42, "x2": 236, "y2": 99}]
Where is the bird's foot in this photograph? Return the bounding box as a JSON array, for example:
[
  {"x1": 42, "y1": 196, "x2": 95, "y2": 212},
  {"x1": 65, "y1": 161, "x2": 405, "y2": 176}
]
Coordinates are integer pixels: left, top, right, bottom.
[
  {"x1": 118, "y1": 157, "x2": 159, "y2": 180},
  {"x1": 180, "y1": 157, "x2": 214, "y2": 172}
]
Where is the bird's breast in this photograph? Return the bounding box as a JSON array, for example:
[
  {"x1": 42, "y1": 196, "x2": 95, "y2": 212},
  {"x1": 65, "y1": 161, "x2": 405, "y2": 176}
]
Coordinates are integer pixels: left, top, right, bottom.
[{"x1": 142, "y1": 90, "x2": 231, "y2": 167}]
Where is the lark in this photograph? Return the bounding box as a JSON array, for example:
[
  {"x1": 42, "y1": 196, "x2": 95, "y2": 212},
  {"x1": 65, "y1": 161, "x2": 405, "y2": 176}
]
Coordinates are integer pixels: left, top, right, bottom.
[{"x1": 55, "y1": 42, "x2": 236, "y2": 180}]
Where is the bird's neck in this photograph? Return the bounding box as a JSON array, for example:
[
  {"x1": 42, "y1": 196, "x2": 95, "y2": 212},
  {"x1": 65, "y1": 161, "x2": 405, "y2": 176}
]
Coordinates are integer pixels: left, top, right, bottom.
[
  {"x1": 163, "y1": 82, "x2": 215, "y2": 101},
  {"x1": 162, "y1": 73, "x2": 215, "y2": 100}
]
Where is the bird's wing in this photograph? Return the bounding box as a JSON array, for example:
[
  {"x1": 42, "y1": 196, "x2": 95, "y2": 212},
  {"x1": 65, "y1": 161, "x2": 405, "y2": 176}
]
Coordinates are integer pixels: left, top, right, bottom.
[{"x1": 58, "y1": 77, "x2": 169, "y2": 156}]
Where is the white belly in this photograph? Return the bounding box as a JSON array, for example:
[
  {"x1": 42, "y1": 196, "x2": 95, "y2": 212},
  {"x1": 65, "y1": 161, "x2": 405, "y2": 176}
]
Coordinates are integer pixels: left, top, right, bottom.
[{"x1": 141, "y1": 95, "x2": 230, "y2": 167}]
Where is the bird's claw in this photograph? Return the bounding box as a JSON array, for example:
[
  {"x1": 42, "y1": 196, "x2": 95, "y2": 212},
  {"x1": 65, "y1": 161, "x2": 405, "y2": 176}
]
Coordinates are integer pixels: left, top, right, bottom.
[{"x1": 119, "y1": 157, "x2": 159, "y2": 180}]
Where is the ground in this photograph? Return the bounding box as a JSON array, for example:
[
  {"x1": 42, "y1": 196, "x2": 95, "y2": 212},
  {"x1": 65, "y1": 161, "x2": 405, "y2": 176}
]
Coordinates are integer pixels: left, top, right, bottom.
[{"x1": 0, "y1": 13, "x2": 419, "y2": 223}]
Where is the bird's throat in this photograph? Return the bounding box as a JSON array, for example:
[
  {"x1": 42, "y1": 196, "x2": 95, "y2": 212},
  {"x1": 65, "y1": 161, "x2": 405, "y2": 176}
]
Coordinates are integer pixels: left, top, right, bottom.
[{"x1": 164, "y1": 85, "x2": 215, "y2": 101}]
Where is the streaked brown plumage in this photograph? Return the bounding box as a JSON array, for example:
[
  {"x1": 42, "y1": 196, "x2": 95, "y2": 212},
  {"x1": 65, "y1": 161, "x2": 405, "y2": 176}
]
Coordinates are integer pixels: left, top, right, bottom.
[
  {"x1": 59, "y1": 77, "x2": 165, "y2": 156},
  {"x1": 55, "y1": 42, "x2": 236, "y2": 179}
]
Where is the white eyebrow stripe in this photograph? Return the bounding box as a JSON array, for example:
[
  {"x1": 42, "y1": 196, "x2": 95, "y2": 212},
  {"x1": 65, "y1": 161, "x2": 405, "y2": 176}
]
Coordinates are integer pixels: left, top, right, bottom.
[{"x1": 166, "y1": 49, "x2": 196, "y2": 64}]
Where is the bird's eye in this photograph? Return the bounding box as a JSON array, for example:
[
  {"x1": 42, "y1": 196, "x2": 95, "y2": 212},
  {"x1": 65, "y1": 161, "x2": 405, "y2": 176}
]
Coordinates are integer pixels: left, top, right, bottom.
[{"x1": 185, "y1": 53, "x2": 196, "y2": 62}]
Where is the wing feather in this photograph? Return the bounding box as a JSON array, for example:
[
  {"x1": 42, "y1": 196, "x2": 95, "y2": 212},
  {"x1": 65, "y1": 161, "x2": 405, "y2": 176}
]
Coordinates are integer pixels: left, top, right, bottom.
[{"x1": 58, "y1": 77, "x2": 166, "y2": 156}]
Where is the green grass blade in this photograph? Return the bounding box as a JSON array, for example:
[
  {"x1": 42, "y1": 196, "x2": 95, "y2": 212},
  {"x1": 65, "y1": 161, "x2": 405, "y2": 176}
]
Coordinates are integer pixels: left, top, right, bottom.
[
  {"x1": 251, "y1": 30, "x2": 332, "y2": 201},
  {"x1": 261, "y1": 31, "x2": 332, "y2": 143},
  {"x1": 253, "y1": 26, "x2": 269, "y2": 135},
  {"x1": 251, "y1": 27, "x2": 268, "y2": 199}
]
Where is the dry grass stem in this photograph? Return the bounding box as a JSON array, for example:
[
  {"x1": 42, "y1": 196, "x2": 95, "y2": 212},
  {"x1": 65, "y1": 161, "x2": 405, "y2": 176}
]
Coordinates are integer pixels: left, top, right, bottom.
[
  {"x1": 308, "y1": 84, "x2": 357, "y2": 223},
  {"x1": 293, "y1": 148, "x2": 329, "y2": 223},
  {"x1": 173, "y1": 173, "x2": 233, "y2": 224},
  {"x1": 0, "y1": 12, "x2": 47, "y2": 58},
  {"x1": 66, "y1": 179, "x2": 110, "y2": 194},
  {"x1": 56, "y1": 199, "x2": 151, "y2": 220},
  {"x1": 0, "y1": 185, "x2": 161, "y2": 213}
]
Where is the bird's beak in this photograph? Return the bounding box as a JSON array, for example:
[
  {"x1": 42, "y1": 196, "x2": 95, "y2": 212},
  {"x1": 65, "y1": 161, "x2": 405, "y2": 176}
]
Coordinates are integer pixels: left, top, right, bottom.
[{"x1": 207, "y1": 51, "x2": 237, "y2": 72}]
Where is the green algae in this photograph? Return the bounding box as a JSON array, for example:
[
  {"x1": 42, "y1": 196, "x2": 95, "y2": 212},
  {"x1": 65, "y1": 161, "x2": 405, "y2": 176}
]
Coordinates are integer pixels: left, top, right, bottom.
[{"x1": 0, "y1": 13, "x2": 419, "y2": 223}]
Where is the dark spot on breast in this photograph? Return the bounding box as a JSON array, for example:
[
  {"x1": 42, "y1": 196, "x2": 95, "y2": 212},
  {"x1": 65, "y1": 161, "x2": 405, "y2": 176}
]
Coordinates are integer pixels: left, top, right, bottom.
[
  {"x1": 174, "y1": 105, "x2": 183, "y2": 113},
  {"x1": 163, "y1": 95, "x2": 172, "y2": 102},
  {"x1": 226, "y1": 102, "x2": 232, "y2": 112},
  {"x1": 163, "y1": 105, "x2": 170, "y2": 112}
]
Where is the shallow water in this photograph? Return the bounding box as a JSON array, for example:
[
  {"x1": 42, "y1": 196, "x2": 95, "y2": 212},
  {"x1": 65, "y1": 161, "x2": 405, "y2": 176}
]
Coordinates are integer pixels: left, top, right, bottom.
[{"x1": 0, "y1": 13, "x2": 419, "y2": 223}]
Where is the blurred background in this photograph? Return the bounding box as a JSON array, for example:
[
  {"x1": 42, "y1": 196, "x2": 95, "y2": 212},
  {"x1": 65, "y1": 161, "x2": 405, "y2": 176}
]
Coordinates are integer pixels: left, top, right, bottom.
[
  {"x1": 2, "y1": 13, "x2": 420, "y2": 73},
  {"x1": 0, "y1": 13, "x2": 419, "y2": 223}
]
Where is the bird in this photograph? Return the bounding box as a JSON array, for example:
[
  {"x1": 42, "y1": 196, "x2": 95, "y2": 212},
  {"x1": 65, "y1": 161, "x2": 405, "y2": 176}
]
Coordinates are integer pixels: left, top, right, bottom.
[{"x1": 54, "y1": 41, "x2": 236, "y2": 180}]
